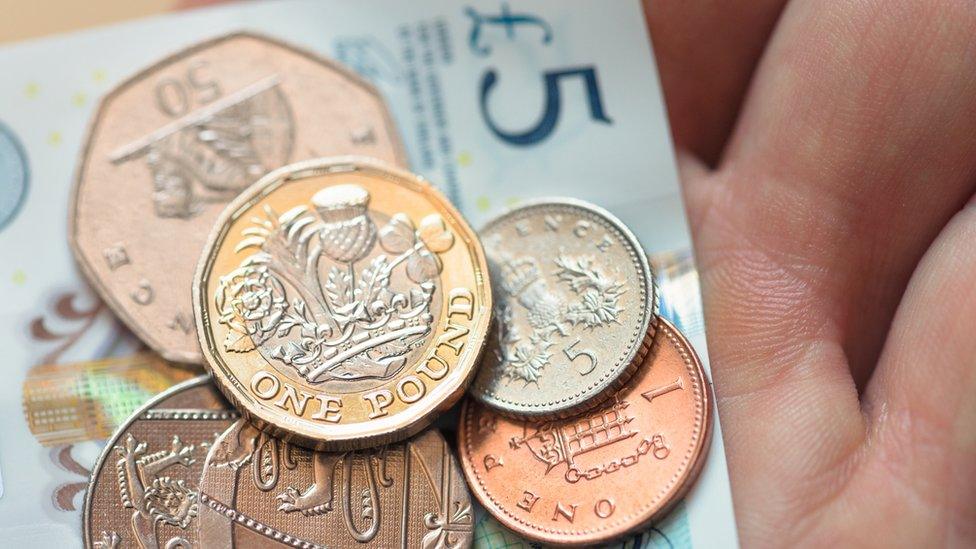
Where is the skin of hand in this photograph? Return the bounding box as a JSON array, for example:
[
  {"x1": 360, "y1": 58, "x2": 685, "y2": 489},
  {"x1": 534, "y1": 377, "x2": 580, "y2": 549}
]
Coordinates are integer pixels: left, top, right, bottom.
[{"x1": 646, "y1": 1, "x2": 976, "y2": 546}]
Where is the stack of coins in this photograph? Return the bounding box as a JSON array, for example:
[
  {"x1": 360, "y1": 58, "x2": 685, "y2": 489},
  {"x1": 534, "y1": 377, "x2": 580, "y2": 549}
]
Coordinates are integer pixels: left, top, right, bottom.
[
  {"x1": 461, "y1": 202, "x2": 712, "y2": 545},
  {"x1": 72, "y1": 32, "x2": 712, "y2": 549}
]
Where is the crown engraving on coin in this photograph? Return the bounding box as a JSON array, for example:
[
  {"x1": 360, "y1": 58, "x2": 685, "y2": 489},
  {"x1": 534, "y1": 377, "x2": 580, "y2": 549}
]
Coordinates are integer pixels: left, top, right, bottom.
[
  {"x1": 461, "y1": 320, "x2": 712, "y2": 546},
  {"x1": 214, "y1": 184, "x2": 455, "y2": 384},
  {"x1": 195, "y1": 159, "x2": 490, "y2": 450},
  {"x1": 494, "y1": 251, "x2": 626, "y2": 385}
]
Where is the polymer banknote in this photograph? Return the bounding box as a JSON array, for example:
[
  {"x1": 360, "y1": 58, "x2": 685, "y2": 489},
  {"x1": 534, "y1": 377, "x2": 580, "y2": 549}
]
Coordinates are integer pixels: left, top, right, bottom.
[{"x1": 0, "y1": 1, "x2": 736, "y2": 547}]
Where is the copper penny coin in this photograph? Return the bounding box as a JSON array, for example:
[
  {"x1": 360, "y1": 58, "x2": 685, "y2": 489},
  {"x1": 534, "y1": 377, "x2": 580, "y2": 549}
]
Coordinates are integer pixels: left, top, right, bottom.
[
  {"x1": 470, "y1": 199, "x2": 657, "y2": 419},
  {"x1": 197, "y1": 424, "x2": 473, "y2": 548},
  {"x1": 83, "y1": 376, "x2": 240, "y2": 549},
  {"x1": 194, "y1": 157, "x2": 491, "y2": 451},
  {"x1": 70, "y1": 32, "x2": 406, "y2": 365},
  {"x1": 459, "y1": 317, "x2": 711, "y2": 546}
]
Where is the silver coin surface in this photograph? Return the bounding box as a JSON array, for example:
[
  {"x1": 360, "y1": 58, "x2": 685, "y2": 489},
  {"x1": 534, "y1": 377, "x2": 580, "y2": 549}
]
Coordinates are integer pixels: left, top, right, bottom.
[
  {"x1": 470, "y1": 199, "x2": 657, "y2": 418},
  {"x1": 83, "y1": 376, "x2": 240, "y2": 549}
]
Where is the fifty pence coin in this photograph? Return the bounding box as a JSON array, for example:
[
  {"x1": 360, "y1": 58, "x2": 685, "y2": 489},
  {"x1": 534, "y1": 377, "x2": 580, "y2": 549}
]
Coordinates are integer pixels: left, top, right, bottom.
[
  {"x1": 470, "y1": 199, "x2": 657, "y2": 418},
  {"x1": 83, "y1": 376, "x2": 239, "y2": 549},
  {"x1": 194, "y1": 157, "x2": 491, "y2": 450},
  {"x1": 459, "y1": 318, "x2": 711, "y2": 546},
  {"x1": 70, "y1": 32, "x2": 406, "y2": 365},
  {"x1": 197, "y1": 425, "x2": 473, "y2": 548}
]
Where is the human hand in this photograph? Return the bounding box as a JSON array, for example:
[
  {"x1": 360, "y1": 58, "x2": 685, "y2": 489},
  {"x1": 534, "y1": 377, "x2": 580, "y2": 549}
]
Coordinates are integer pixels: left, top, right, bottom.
[{"x1": 647, "y1": 2, "x2": 976, "y2": 545}]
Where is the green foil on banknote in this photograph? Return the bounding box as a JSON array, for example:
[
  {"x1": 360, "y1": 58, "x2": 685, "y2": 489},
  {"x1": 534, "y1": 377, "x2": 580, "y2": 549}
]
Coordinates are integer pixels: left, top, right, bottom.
[
  {"x1": 0, "y1": 1, "x2": 737, "y2": 546},
  {"x1": 22, "y1": 353, "x2": 196, "y2": 446}
]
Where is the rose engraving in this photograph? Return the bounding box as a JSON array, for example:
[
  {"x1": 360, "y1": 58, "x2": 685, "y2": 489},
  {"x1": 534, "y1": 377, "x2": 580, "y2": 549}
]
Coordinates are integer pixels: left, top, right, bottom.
[{"x1": 215, "y1": 184, "x2": 455, "y2": 384}]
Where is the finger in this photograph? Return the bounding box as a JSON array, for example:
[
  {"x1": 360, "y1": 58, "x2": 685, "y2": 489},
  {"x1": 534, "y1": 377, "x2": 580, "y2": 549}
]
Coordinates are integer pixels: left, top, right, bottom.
[
  {"x1": 859, "y1": 203, "x2": 976, "y2": 546},
  {"x1": 674, "y1": 149, "x2": 710, "y2": 239},
  {"x1": 686, "y1": 0, "x2": 976, "y2": 541},
  {"x1": 703, "y1": 0, "x2": 976, "y2": 388},
  {"x1": 644, "y1": 0, "x2": 787, "y2": 165}
]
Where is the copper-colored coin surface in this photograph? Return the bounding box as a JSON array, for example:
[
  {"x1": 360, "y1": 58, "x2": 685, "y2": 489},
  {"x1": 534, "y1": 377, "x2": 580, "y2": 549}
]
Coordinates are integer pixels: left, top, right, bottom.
[
  {"x1": 83, "y1": 376, "x2": 239, "y2": 549},
  {"x1": 194, "y1": 157, "x2": 491, "y2": 450},
  {"x1": 459, "y1": 318, "x2": 711, "y2": 546},
  {"x1": 70, "y1": 32, "x2": 405, "y2": 365},
  {"x1": 197, "y1": 424, "x2": 473, "y2": 548},
  {"x1": 470, "y1": 200, "x2": 657, "y2": 419}
]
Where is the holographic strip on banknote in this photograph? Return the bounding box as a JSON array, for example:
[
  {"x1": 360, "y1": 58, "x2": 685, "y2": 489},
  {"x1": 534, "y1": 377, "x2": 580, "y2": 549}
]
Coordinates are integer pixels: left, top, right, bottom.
[
  {"x1": 21, "y1": 353, "x2": 196, "y2": 447},
  {"x1": 651, "y1": 249, "x2": 706, "y2": 339}
]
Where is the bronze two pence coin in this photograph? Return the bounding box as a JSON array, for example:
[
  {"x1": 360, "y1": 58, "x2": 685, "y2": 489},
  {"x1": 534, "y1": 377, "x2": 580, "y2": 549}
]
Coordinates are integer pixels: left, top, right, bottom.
[
  {"x1": 459, "y1": 318, "x2": 712, "y2": 546},
  {"x1": 83, "y1": 376, "x2": 239, "y2": 549},
  {"x1": 70, "y1": 32, "x2": 406, "y2": 365}
]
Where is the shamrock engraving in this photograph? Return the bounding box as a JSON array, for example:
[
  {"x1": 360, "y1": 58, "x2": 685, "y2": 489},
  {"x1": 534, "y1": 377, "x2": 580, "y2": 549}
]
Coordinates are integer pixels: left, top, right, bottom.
[{"x1": 379, "y1": 213, "x2": 455, "y2": 283}]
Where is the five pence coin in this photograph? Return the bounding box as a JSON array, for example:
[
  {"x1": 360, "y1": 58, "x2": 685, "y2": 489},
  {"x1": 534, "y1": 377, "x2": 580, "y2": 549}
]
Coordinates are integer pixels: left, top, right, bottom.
[{"x1": 470, "y1": 199, "x2": 657, "y2": 419}]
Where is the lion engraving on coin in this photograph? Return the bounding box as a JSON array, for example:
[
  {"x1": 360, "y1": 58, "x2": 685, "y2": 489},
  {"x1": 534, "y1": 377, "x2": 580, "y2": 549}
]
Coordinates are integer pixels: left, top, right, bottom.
[
  {"x1": 207, "y1": 419, "x2": 393, "y2": 543},
  {"x1": 111, "y1": 434, "x2": 202, "y2": 549},
  {"x1": 203, "y1": 419, "x2": 473, "y2": 547},
  {"x1": 117, "y1": 81, "x2": 294, "y2": 219},
  {"x1": 214, "y1": 184, "x2": 454, "y2": 385}
]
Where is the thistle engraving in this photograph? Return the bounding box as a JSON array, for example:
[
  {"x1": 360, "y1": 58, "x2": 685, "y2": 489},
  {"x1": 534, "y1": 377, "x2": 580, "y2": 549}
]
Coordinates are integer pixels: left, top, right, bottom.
[
  {"x1": 215, "y1": 184, "x2": 454, "y2": 385},
  {"x1": 493, "y1": 252, "x2": 624, "y2": 385}
]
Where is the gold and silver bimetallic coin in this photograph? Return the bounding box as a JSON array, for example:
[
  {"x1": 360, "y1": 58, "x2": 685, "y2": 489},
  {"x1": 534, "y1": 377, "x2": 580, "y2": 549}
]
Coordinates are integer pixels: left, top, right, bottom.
[
  {"x1": 83, "y1": 376, "x2": 239, "y2": 549},
  {"x1": 197, "y1": 425, "x2": 473, "y2": 548},
  {"x1": 470, "y1": 199, "x2": 657, "y2": 418},
  {"x1": 70, "y1": 32, "x2": 405, "y2": 364},
  {"x1": 194, "y1": 157, "x2": 492, "y2": 451}
]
